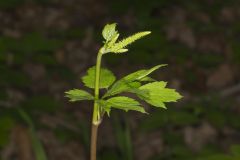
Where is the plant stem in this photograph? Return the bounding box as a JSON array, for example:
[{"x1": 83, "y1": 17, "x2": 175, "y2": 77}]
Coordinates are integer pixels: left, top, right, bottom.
[
  {"x1": 90, "y1": 123, "x2": 99, "y2": 160},
  {"x1": 92, "y1": 50, "x2": 103, "y2": 124},
  {"x1": 91, "y1": 49, "x2": 103, "y2": 160}
]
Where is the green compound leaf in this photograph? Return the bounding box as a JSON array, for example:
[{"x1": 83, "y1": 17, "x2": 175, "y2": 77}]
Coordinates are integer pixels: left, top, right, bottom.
[
  {"x1": 101, "y1": 96, "x2": 146, "y2": 114},
  {"x1": 82, "y1": 66, "x2": 116, "y2": 89},
  {"x1": 65, "y1": 89, "x2": 94, "y2": 101},
  {"x1": 103, "y1": 64, "x2": 166, "y2": 98},
  {"x1": 110, "y1": 31, "x2": 151, "y2": 53},
  {"x1": 138, "y1": 82, "x2": 182, "y2": 109},
  {"x1": 102, "y1": 23, "x2": 118, "y2": 42}
]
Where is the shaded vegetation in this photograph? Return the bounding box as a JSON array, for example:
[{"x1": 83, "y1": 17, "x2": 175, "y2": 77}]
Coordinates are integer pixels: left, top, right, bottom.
[{"x1": 0, "y1": 0, "x2": 240, "y2": 159}]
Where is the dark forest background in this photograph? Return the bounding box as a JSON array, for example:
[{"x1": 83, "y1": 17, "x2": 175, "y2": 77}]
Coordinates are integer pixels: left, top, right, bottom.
[{"x1": 0, "y1": 0, "x2": 240, "y2": 159}]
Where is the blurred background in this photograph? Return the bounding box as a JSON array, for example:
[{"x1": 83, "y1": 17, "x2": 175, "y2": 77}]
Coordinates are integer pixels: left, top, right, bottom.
[{"x1": 0, "y1": 0, "x2": 240, "y2": 160}]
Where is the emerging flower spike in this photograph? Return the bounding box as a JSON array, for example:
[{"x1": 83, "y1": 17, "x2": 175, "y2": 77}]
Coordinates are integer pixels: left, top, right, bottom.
[
  {"x1": 110, "y1": 31, "x2": 151, "y2": 53},
  {"x1": 101, "y1": 23, "x2": 151, "y2": 54}
]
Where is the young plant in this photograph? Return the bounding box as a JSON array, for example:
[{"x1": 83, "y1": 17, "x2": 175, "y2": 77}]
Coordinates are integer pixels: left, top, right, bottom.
[{"x1": 65, "y1": 23, "x2": 182, "y2": 160}]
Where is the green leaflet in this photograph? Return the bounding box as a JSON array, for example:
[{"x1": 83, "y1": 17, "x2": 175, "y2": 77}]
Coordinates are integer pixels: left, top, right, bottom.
[
  {"x1": 103, "y1": 64, "x2": 167, "y2": 98},
  {"x1": 101, "y1": 96, "x2": 146, "y2": 114},
  {"x1": 65, "y1": 89, "x2": 94, "y2": 101},
  {"x1": 139, "y1": 76, "x2": 155, "y2": 82},
  {"x1": 103, "y1": 81, "x2": 141, "y2": 98},
  {"x1": 138, "y1": 82, "x2": 182, "y2": 109},
  {"x1": 103, "y1": 80, "x2": 149, "y2": 99},
  {"x1": 110, "y1": 31, "x2": 151, "y2": 53},
  {"x1": 102, "y1": 23, "x2": 118, "y2": 42},
  {"x1": 82, "y1": 66, "x2": 116, "y2": 89},
  {"x1": 123, "y1": 64, "x2": 167, "y2": 81}
]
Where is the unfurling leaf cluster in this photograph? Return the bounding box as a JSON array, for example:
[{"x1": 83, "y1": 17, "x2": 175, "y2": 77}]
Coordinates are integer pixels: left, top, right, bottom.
[
  {"x1": 65, "y1": 23, "x2": 182, "y2": 117},
  {"x1": 101, "y1": 23, "x2": 151, "y2": 54}
]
